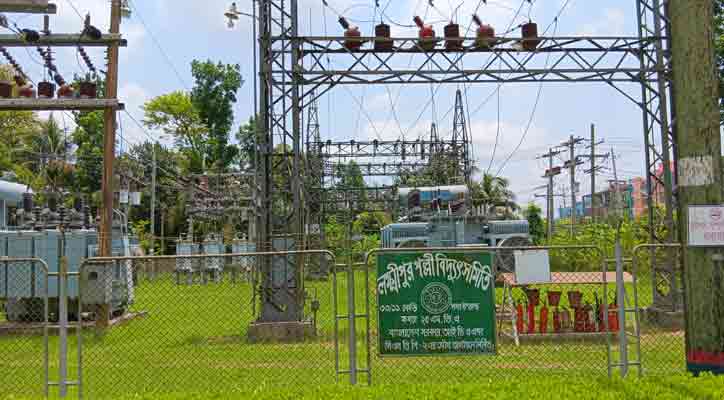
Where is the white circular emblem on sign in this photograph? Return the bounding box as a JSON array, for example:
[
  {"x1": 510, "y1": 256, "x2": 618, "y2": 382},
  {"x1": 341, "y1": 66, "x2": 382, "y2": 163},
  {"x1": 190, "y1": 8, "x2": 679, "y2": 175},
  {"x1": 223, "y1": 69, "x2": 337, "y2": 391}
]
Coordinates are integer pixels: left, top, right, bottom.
[{"x1": 420, "y1": 282, "x2": 452, "y2": 315}]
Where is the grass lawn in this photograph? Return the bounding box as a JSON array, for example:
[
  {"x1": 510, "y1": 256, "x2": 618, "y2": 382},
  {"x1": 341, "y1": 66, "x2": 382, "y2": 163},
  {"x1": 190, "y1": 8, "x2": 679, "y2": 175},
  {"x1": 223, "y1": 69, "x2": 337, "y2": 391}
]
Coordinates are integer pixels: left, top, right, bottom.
[
  {"x1": 4, "y1": 376, "x2": 723, "y2": 400},
  {"x1": 1, "y1": 263, "x2": 686, "y2": 399}
]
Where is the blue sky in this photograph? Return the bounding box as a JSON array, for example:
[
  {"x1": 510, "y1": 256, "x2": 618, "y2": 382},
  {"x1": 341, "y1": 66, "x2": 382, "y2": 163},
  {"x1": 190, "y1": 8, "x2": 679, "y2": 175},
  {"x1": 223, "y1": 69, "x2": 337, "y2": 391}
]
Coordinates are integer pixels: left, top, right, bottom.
[{"x1": 7, "y1": 0, "x2": 653, "y2": 215}]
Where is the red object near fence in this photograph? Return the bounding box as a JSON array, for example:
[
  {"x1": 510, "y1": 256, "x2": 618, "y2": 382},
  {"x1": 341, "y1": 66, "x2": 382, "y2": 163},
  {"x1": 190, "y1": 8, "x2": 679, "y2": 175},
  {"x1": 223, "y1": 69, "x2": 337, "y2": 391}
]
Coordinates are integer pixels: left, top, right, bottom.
[
  {"x1": 516, "y1": 302, "x2": 524, "y2": 334},
  {"x1": 527, "y1": 303, "x2": 536, "y2": 334},
  {"x1": 539, "y1": 304, "x2": 549, "y2": 334}
]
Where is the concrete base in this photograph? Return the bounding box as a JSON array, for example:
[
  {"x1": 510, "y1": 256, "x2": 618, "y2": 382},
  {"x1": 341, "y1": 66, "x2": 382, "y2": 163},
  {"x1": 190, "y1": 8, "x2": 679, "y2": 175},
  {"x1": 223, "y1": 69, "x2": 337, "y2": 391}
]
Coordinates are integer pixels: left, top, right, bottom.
[
  {"x1": 642, "y1": 307, "x2": 685, "y2": 330},
  {"x1": 247, "y1": 321, "x2": 315, "y2": 343}
]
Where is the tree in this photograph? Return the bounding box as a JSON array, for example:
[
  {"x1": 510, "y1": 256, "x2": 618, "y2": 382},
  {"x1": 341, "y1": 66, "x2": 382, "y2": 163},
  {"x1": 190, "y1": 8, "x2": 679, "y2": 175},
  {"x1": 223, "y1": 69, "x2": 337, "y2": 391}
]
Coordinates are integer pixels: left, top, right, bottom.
[
  {"x1": 332, "y1": 161, "x2": 368, "y2": 214},
  {"x1": 236, "y1": 115, "x2": 259, "y2": 170},
  {"x1": 524, "y1": 203, "x2": 545, "y2": 244},
  {"x1": 190, "y1": 60, "x2": 243, "y2": 171},
  {"x1": 143, "y1": 91, "x2": 208, "y2": 173},
  {"x1": 470, "y1": 173, "x2": 518, "y2": 217},
  {"x1": 69, "y1": 75, "x2": 106, "y2": 200},
  {"x1": 23, "y1": 115, "x2": 74, "y2": 191},
  {"x1": 71, "y1": 110, "x2": 104, "y2": 196},
  {"x1": 715, "y1": 0, "x2": 724, "y2": 123},
  {"x1": 0, "y1": 64, "x2": 40, "y2": 182}
]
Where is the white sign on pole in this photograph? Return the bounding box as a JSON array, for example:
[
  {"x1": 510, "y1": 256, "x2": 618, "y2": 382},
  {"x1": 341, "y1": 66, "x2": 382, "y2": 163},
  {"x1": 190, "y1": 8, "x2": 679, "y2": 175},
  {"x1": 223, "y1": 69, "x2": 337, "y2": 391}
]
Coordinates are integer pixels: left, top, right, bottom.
[
  {"x1": 688, "y1": 205, "x2": 724, "y2": 247},
  {"x1": 514, "y1": 250, "x2": 552, "y2": 284},
  {"x1": 119, "y1": 190, "x2": 129, "y2": 204}
]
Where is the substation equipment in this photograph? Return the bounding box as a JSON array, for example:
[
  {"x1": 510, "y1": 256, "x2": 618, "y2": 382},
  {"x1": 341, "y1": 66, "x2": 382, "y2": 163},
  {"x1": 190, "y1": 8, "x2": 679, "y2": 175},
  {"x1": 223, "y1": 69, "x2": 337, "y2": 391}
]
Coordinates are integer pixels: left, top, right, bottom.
[
  {"x1": 381, "y1": 185, "x2": 532, "y2": 274},
  {"x1": 0, "y1": 188, "x2": 138, "y2": 322},
  {"x1": 254, "y1": 0, "x2": 680, "y2": 335},
  {"x1": 174, "y1": 172, "x2": 257, "y2": 285}
]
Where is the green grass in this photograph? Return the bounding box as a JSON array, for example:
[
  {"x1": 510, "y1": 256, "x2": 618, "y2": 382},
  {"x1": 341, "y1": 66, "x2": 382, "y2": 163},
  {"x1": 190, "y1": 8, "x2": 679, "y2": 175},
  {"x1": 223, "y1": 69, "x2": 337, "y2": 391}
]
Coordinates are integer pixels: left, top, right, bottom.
[
  {"x1": 1, "y1": 265, "x2": 686, "y2": 399},
  {"x1": 4, "y1": 376, "x2": 724, "y2": 400}
]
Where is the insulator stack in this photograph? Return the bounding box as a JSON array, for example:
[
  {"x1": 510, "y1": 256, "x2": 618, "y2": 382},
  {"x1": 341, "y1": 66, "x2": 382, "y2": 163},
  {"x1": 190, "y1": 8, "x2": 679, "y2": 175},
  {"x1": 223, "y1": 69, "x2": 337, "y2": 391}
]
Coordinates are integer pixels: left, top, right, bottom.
[
  {"x1": 374, "y1": 23, "x2": 393, "y2": 51},
  {"x1": 339, "y1": 17, "x2": 362, "y2": 51},
  {"x1": 521, "y1": 21, "x2": 541, "y2": 51},
  {"x1": 472, "y1": 15, "x2": 496, "y2": 49},
  {"x1": 78, "y1": 46, "x2": 97, "y2": 74},
  {"x1": 444, "y1": 22, "x2": 462, "y2": 50},
  {"x1": 413, "y1": 16, "x2": 436, "y2": 51}
]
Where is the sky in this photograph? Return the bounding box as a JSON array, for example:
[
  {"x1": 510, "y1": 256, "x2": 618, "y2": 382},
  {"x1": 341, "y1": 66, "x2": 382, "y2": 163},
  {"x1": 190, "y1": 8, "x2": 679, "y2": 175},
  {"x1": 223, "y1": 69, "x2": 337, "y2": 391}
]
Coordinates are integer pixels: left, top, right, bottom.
[{"x1": 5, "y1": 0, "x2": 660, "y2": 216}]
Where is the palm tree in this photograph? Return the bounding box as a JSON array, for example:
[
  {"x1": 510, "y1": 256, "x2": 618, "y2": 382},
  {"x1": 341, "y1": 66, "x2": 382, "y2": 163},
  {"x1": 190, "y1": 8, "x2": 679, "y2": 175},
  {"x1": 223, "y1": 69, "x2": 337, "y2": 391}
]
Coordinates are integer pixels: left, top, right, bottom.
[
  {"x1": 21, "y1": 114, "x2": 74, "y2": 191},
  {"x1": 471, "y1": 173, "x2": 518, "y2": 217}
]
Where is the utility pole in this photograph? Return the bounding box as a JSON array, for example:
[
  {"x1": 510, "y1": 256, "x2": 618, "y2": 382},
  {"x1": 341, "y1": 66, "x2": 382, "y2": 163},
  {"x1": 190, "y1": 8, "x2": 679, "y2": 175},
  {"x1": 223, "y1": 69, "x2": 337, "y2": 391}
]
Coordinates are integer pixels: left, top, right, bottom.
[
  {"x1": 670, "y1": 0, "x2": 724, "y2": 375},
  {"x1": 582, "y1": 124, "x2": 608, "y2": 223},
  {"x1": 610, "y1": 148, "x2": 620, "y2": 216},
  {"x1": 562, "y1": 135, "x2": 585, "y2": 233},
  {"x1": 150, "y1": 142, "x2": 157, "y2": 256},
  {"x1": 98, "y1": 0, "x2": 121, "y2": 329},
  {"x1": 538, "y1": 148, "x2": 562, "y2": 241},
  {"x1": 590, "y1": 125, "x2": 596, "y2": 221}
]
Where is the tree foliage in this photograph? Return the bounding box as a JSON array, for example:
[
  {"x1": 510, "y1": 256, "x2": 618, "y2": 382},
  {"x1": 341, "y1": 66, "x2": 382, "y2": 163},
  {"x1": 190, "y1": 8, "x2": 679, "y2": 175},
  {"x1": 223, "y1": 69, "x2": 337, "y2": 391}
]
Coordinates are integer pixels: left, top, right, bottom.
[
  {"x1": 190, "y1": 60, "x2": 243, "y2": 171},
  {"x1": 143, "y1": 91, "x2": 208, "y2": 173},
  {"x1": 716, "y1": 0, "x2": 724, "y2": 123},
  {"x1": 524, "y1": 203, "x2": 545, "y2": 244},
  {"x1": 470, "y1": 173, "x2": 518, "y2": 218}
]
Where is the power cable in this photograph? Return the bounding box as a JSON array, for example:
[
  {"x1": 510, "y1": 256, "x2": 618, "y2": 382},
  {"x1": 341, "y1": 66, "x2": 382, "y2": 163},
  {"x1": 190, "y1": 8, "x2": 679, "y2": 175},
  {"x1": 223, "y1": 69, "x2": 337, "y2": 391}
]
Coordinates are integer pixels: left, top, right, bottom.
[
  {"x1": 493, "y1": 18, "x2": 559, "y2": 178},
  {"x1": 127, "y1": 0, "x2": 190, "y2": 90}
]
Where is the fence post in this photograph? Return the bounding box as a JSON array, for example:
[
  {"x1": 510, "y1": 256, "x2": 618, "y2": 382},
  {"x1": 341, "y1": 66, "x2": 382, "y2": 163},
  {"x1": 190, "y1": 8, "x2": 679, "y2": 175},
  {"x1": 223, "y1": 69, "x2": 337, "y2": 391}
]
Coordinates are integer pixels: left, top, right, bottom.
[
  {"x1": 347, "y1": 255, "x2": 357, "y2": 385},
  {"x1": 615, "y1": 240, "x2": 628, "y2": 376},
  {"x1": 58, "y1": 254, "x2": 69, "y2": 397}
]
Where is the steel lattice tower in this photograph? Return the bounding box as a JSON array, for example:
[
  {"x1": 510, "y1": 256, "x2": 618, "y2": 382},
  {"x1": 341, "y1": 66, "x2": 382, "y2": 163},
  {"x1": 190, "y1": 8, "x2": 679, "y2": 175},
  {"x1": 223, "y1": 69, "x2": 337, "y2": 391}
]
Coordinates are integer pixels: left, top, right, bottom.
[{"x1": 256, "y1": 0, "x2": 679, "y2": 322}]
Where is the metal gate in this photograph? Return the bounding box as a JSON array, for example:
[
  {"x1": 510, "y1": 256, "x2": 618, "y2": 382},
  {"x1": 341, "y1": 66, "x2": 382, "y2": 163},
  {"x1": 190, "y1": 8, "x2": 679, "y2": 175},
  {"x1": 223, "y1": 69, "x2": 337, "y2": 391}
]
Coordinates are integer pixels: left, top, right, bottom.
[{"x1": 334, "y1": 245, "x2": 649, "y2": 384}]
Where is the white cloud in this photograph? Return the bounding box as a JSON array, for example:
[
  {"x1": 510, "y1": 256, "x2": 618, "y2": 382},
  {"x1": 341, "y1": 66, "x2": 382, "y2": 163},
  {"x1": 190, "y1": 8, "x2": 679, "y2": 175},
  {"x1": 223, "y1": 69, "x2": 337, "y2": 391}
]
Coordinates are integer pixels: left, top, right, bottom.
[
  {"x1": 578, "y1": 8, "x2": 626, "y2": 36},
  {"x1": 118, "y1": 82, "x2": 154, "y2": 144}
]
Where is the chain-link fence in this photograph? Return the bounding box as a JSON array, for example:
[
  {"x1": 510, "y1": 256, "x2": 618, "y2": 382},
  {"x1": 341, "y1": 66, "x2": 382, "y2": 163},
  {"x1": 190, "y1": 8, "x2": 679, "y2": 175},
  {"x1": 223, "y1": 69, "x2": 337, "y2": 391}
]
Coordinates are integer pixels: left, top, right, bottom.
[
  {"x1": 632, "y1": 244, "x2": 686, "y2": 375},
  {"x1": 348, "y1": 245, "x2": 687, "y2": 384},
  {"x1": 76, "y1": 251, "x2": 335, "y2": 399},
  {"x1": 0, "y1": 245, "x2": 690, "y2": 398},
  {"x1": 0, "y1": 258, "x2": 49, "y2": 398}
]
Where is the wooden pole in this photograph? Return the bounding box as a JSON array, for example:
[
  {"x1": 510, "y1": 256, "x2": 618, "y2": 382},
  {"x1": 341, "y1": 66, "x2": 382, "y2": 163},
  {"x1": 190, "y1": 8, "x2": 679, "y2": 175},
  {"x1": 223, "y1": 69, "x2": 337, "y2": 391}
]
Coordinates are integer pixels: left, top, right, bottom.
[
  {"x1": 670, "y1": 0, "x2": 724, "y2": 375},
  {"x1": 98, "y1": 0, "x2": 121, "y2": 329}
]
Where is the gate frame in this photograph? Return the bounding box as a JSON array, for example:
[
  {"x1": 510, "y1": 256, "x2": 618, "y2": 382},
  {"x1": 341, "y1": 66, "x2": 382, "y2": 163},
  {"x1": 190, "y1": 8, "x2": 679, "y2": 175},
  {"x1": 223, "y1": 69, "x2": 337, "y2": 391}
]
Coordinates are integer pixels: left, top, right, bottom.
[{"x1": 343, "y1": 245, "x2": 619, "y2": 385}]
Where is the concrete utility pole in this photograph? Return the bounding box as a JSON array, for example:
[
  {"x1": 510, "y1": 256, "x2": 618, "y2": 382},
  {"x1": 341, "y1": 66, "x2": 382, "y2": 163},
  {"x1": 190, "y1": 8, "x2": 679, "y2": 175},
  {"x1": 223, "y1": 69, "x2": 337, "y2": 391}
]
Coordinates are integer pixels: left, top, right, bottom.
[
  {"x1": 98, "y1": 0, "x2": 121, "y2": 328},
  {"x1": 539, "y1": 148, "x2": 562, "y2": 241},
  {"x1": 582, "y1": 124, "x2": 607, "y2": 223},
  {"x1": 590, "y1": 125, "x2": 596, "y2": 221},
  {"x1": 562, "y1": 135, "x2": 585, "y2": 232},
  {"x1": 670, "y1": 0, "x2": 724, "y2": 375},
  {"x1": 610, "y1": 148, "x2": 620, "y2": 216},
  {"x1": 150, "y1": 142, "x2": 157, "y2": 256}
]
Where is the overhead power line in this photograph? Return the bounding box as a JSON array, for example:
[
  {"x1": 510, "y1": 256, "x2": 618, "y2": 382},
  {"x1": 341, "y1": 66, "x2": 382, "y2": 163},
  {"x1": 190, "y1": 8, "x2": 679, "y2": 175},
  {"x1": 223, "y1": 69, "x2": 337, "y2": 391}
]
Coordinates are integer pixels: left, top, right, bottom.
[{"x1": 127, "y1": 0, "x2": 190, "y2": 90}]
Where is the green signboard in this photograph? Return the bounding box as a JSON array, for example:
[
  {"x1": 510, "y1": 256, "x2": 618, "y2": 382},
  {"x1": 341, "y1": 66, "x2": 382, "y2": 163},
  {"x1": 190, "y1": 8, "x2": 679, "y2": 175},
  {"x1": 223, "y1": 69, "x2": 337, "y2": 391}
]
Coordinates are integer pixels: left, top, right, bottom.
[{"x1": 376, "y1": 251, "x2": 496, "y2": 356}]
